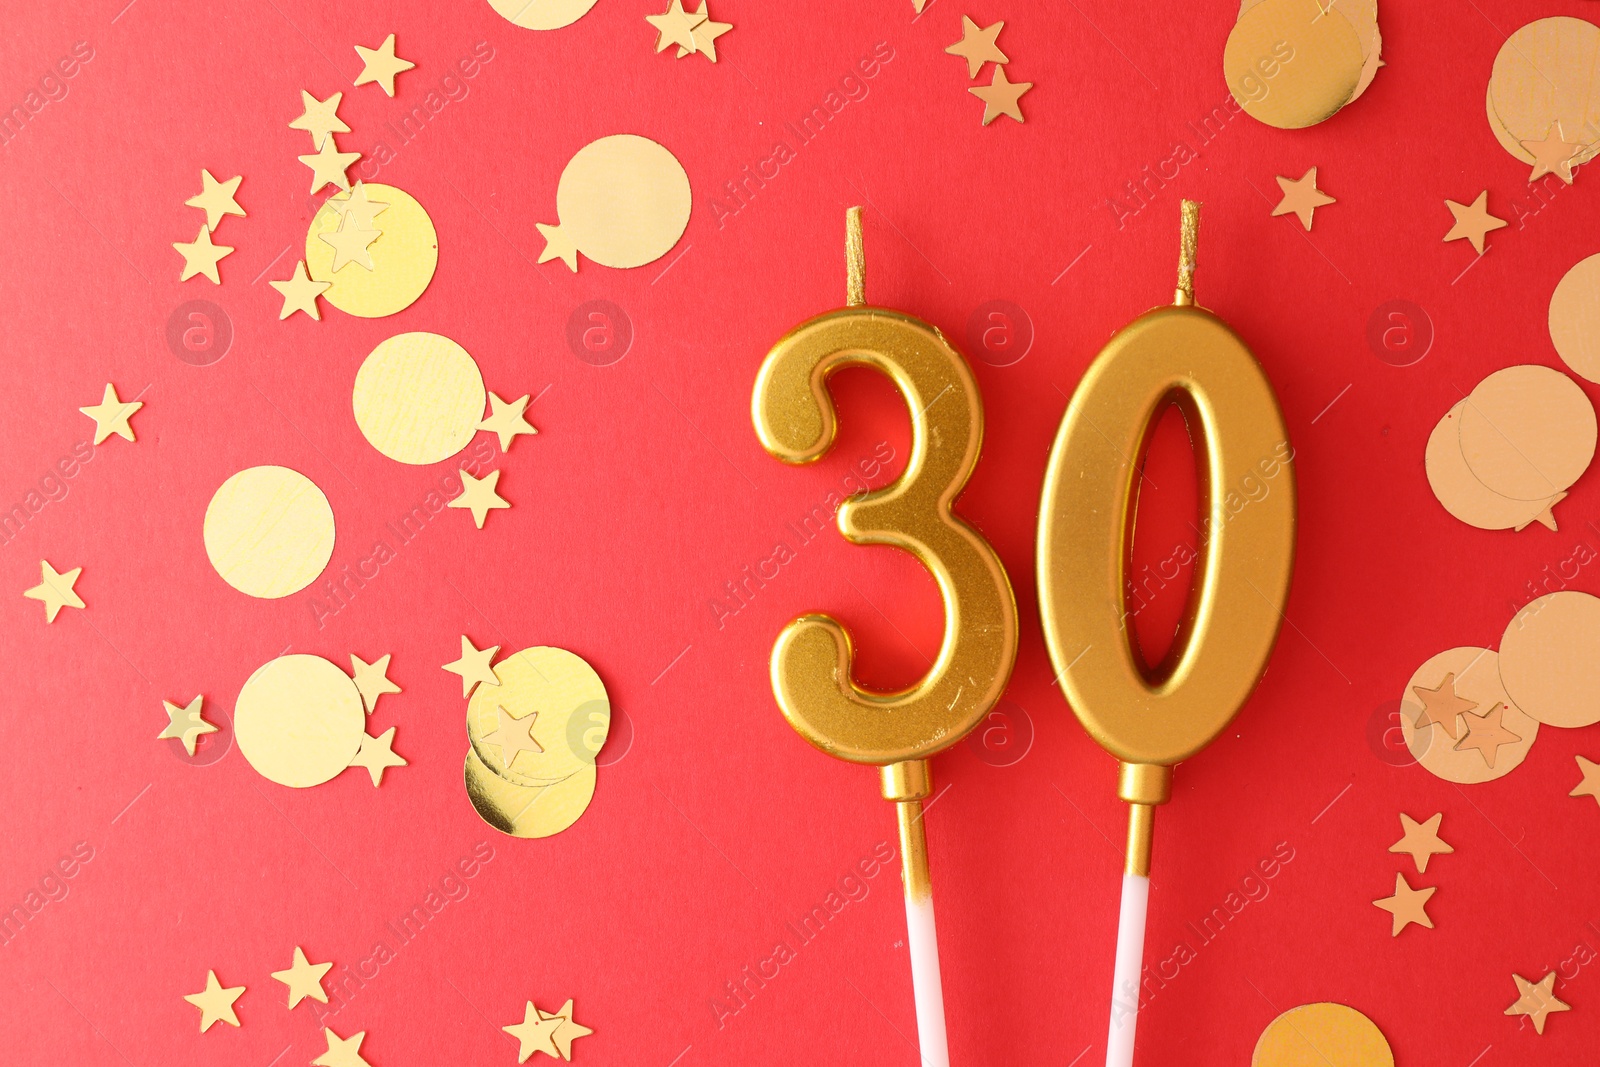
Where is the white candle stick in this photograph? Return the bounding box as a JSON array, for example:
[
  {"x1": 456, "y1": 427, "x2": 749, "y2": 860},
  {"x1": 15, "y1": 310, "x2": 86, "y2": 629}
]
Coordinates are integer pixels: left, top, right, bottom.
[
  {"x1": 1105, "y1": 871, "x2": 1149, "y2": 1067},
  {"x1": 897, "y1": 797, "x2": 949, "y2": 1067}
]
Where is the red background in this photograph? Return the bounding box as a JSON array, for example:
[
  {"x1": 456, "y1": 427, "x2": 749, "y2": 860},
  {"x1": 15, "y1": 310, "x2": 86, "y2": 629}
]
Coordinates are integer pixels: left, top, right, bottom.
[{"x1": 2, "y1": 0, "x2": 1597, "y2": 1063}]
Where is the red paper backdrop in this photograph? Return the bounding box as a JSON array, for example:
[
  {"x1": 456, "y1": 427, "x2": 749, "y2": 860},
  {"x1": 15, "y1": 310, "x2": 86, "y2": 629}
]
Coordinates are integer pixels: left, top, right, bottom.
[{"x1": 2, "y1": 0, "x2": 1597, "y2": 1063}]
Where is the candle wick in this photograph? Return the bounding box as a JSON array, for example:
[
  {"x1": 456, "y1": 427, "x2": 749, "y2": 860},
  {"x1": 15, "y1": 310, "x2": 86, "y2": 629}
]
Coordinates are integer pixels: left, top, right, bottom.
[
  {"x1": 846, "y1": 206, "x2": 866, "y2": 307},
  {"x1": 1174, "y1": 199, "x2": 1201, "y2": 307}
]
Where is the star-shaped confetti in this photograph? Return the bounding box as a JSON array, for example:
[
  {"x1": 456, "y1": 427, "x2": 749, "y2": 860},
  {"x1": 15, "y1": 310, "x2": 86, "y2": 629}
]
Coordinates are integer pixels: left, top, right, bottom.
[
  {"x1": 270, "y1": 946, "x2": 333, "y2": 1008},
  {"x1": 647, "y1": 0, "x2": 701, "y2": 53},
  {"x1": 184, "y1": 970, "x2": 245, "y2": 1032},
  {"x1": 946, "y1": 16, "x2": 1008, "y2": 77},
  {"x1": 504, "y1": 1001, "x2": 564, "y2": 1063},
  {"x1": 1443, "y1": 191, "x2": 1507, "y2": 255},
  {"x1": 969, "y1": 65, "x2": 1031, "y2": 125},
  {"x1": 478, "y1": 392, "x2": 539, "y2": 452},
  {"x1": 1520, "y1": 122, "x2": 1584, "y2": 185},
  {"x1": 1410, "y1": 672, "x2": 1477, "y2": 740},
  {"x1": 444, "y1": 635, "x2": 501, "y2": 697},
  {"x1": 270, "y1": 261, "x2": 330, "y2": 321},
  {"x1": 449, "y1": 468, "x2": 510, "y2": 528},
  {"x1": 320, "y1": 212, "x2": 381, "y2": 272},
  {"x1": 289, "y1": 90, "x2": 350, "y2": 150},
  {"x1": 680, "y1": 3, "x2": 732, "y2": 61},
  {"x1": 80, "y1": 382, "x2": 142, "y2": 444},
  {"x1": 299, "y1": 138, "x2": 361, "y2": 195},
  {"x1": 1454, "y1": 704, "x2": 1521, "y2": 768},
  {"x1": 338, "y1": 182, "x2": 389, "y2": 230},
  {"x1": 174, "y1": 225, "x2": 233, "y2": 284},
  {"x1": 350, "y1": 653, "x2": 400, "y2": 712},
  {"x1": 1505, "y1": 971, "x2": 1570, "y2": 1034},
  {"x1": 24, "y1": 560, "x2": 84, "y2": 623},
  {"x1": 1271, "y1": 167, "x2": 1335, "y2": 231},
  {"x1": 541, "y1": 999, "x2": 593, "y2": 1060},
  {"x1": 313, "y1": 1027, "x2": 373, "y2": 1067},
  {"x1": 481, "y1": 706, "x2": 544, "y2": 771},
  {"x1": 185, "y1": 169, "x2": 245, "y2": 232},
  {"x1": 1388, "y1": 812, "x2": 1453, "y2": 874},
  {"x1": 350, "y1": 727, "x2": 407, "y2": 786},
  {"x1": 1572, "y1": 755, "x2": 1600, "y2": 807},
  {"x1": 157, "y1": 695, "x2": 217, "y2": 756},
  {"x1": 354, "y1": 34, "x2": 414, "y2": 97},
  {"x1": 1372, "y1": 872, "x2": 1435, "y2": 936}
]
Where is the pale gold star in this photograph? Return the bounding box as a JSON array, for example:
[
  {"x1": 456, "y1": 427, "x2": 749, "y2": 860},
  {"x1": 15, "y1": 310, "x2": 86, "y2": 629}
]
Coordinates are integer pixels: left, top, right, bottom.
[
  {"x1": 1505, "y1": 971, "x2": 1570, "y2": 1034},
  {"x1": 539, "y1": 999, "x2": 593, "y2": 1060},
  {"x1": 174, "y1": 225, "x2": 233, "y2": 283},
  {"x1": 270, "y1": 946, "x2": 332, "y2": 1008},
  {"x1": 80, "y1": 382, "x2": 142, "y2": 444},
  {"x1": 647, "y1": 0, "x2": 702, "y2": 53},
  {"x1": 157, "y1": 695, "x2": 217, "y2": 757},
  {"x1": 444, "y1": 635, "x2": 501, "y2": 697},
  {"x1": 480, "y1": 706, "x2": 543, "y2": 772},
  {"x1": 681, "y1": 3, "x2": 731, "y2": 61},
  {"x1": 449, "y1": 468, "x2": 510, "y2": 529},
  {"x1": 946, "y1": 16, "x2": 1008, "y2": 78},
  {"x1": 1572, "y1": 755, "x2": 1600, "y2": 807},
  {"x1": 183, "y1": 970, "x2": 244, "y2": 1032},
  {"x1": 349, "y1": 727, "x2": 407, "y2": 787},
  {"x1": 1410, "y1": 672, "x2": 1477, "y2": 740},
  {"x1": 536, "y1": 223, "x2": 579, "y2": 271},
  {"x1": 1520, "y1": 122, "x2": 1584, "y2": 185},
  {"x1": 1271, "y1": 167, "x2": 1336, "y2": 231},
  {"x1": 478, "y1": 392, "x2": 539, "y2": 452},
  {"x1": 299, "y1": 138, "x2": 361, "y2": 195},
  {"x1": 1454, "y1": 704, "x2": 1521, "y2": 768},
  {"x1": 1444, "y1": 191, "x2": 1507, "y2": 255},
  {"x1": 337, "y1": 181, "x2": 389, "y2": 230},
  {"x1": 184, "y1": 169, "x2": 245, "y2": 232},
  {"x1": 354, "y1": 34, "x2": 414, "y2": 97},
  {"x1": 1388, "y1": 812, "x2": 1454, "y2": 874},
  {"x1": 24, "y1": 560, "x2": 84, "y2": 623},
  {"x1": 1372, "y1": 872, "x2": 1435, "y2": 936},
  {"x1": 350, "y1": 653, "x2": 400, "y2": 712},
  {"x1": 319, "y1": 212, "x2": 381, "y2": 272},
  {"x1": 313, "y1": 1027, "x2": 373, "y2": 1067},
  {"x1": 969, "y1": 65, "x2": 1031, "y2": 126},
  {"x1": 504, "y1": 1001, "x2": 563, "y2": 1063},
  {"x1": 270, "y1": 260, "x2": 330, "y2": 321},
  {"x1": 288, "y1": 89, "x2": 350, "y2": 150}
]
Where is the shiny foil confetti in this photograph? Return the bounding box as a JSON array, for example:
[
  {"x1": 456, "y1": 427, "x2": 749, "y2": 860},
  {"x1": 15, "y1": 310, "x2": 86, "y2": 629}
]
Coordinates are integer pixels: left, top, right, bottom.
[
  {"x1": 1488, "y1": 17, "x2": 1600, "y2": 177},
  {"x1": 1224, "y1": 0, "x2": 1381, "y2": 130}
]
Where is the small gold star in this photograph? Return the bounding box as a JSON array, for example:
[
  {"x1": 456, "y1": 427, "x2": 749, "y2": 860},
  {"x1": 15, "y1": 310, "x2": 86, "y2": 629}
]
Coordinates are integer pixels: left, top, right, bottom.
[
  {"x1": 945, "y1": 16, "x2": 1009, "y2": 78},
  {"x1": 1454, "y1": 704, "x2": 1522, "y2": 768},
  {"x1": 184, "y1": 169, "x2": 245, "y2": 232},
  {"x1": 480, "y1": 706, "x2": 544, "y2": 772},
  {"x1": 319, "y1": 212, "x2": 381, "y2": 272},
  {"x1": 270, "y1": 260, "x2": 331, "y2": 321},
  {"x1": 350, "y1": 653, "x2": 400, "y2": 712},
  {"x1": 24, "y1": 560, "x2": 84, "y2": 623},
  {"x1": 1520, "y1": 122, "x2": 1584, "y2": 185},
  {"x1": 1505, "y1": 971, "x2": 1570, "y2": 1034},
  {"x1": 682, "y1": 2, "x2": 731, "y2": 61},
  {"x1": 183, "y1": 970, "x2": 245, "y2": 1032},
  {"x1": 448, "y1": 468, "x2": 510, "y2": 529},
  {"x1": 647, "y1": 0, "x2": 701, "y2": 53},
  {"x1": 1570, "y1": 755, "x2": 1600, "y2": 806},
  {"x1": 504, "y1": 1001, "x2": 563, "y2": 1063},
  {"x1": 288, "y1": 90, "x2": 350, "y2": 150},
  {"x1": 298, "y1": 138, "x2": 361, "y2": 195},
  {"x1": 80, "y1": 382, "x2": 142, "y2": 444},
  {"x1": 1388, "y1": 812, "x2": 1454, "y2": 873},
  {"x1": 540, "y1": 999, "x2": 594, "y2": 1059},
  {"x1": 174, "y1": 225, "x2": 233, "y2": 284},
  {"x1": 1271, "y1": 167, "x2": 1336, "y2": 231},
  {"x1": 353, "y1": 34, "x2": 414, "y2": 97},
  {"x1": 1372, "y1": 872, "x2": 1435, "y2": 936},
  {"x1": 349, "y1": 727, "x2": 407, "y2": 786},
  {"x1": 969, "y1": 65, "x2": 1031, "y2": 126},
  {"x1": 478, "y1": 392, "x2": 539, "y2": 452},
  {"x1": 444, "y1": 635, "x2": 501, "y2": 698},
  {"x1": 1410, "y1": 672, "x2": 1477, "y2": 740},
  {"x1": 313, "y1": 1027, "x2": 373, "y2": 1067},
  {"x1": 536, "y1": 223, "x2": 579, "y2": 271},
  {"x1": 270, "y1": 946, "x2": 332, "y2": 1008},
  {"x1": 336, "y1": 182, "x2": 389, "y2": 230},
  {"x1": 157, "y1": 695, "x2": 217, "y2": 757},
  {"x1": 1443, "y1": 191, "x2": 1507, "y2": 255}
]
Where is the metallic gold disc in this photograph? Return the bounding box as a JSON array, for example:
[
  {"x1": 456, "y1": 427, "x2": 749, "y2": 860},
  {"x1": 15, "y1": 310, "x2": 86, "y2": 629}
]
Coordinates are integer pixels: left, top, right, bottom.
[
  {"x1": 306, "y1": 183, "x2": 437, "y2": 318},
  {"x1": 1399, "y1": 647, "x2": 1538, "y2": 784},
  {"x1": 1425, "y1": 402, "x2": 1562, "y2": 531},
  {"x1": 466, "y1": 646, "x2": 610, "y2": 787},
  {"x1": 1549, "y1": 253, "x2": 1600, "y2": 384},
  {"x1": 1487, "y1": 86, "x2": 1537, "y2": 165},
  {"x1": 1252, "y1": 1003, "x2": 1393, "y2": 1067},
  {"x1": 352, "y1": 332, "x2": 486, "y2": 465},
  {"x1": 487, "y1": 0, "x2": 600, "y2": 29},
  {"x1": 1499, "y1": 591, "x2": 1600, "y2": 727},
  {"x1": 203, "y1": 465, "x2": 336, "y2": 599},
  {"x1": 236, "y1": 655, "x2": 366, "y2": 787},
  {"x1": 1489, "y1": 18, "x2": 1600, "y2": 166},
  {"x1": 1224, "y1": 0, "x2": 1364, "y2": 130},
  {"x1": 547, "y1": 135, "x2": 690, "y2": 269},
  {"x1": 1459, "y1": 365, "x2": 1596, "y2": 500},
  {"x1": 1238, "y1": 0, "x2": 1381, "y2": 101},
  {"x1": 464, "y1": 749, "x2": 596, "y2": 838}
]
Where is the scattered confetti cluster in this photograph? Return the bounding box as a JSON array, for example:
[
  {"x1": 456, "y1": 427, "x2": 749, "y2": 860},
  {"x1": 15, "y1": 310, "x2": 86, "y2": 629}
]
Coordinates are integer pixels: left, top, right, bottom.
[
  {"x1": 945, "y1": 15, "x2": 1030, "y2": 126},
  {"x1": 1224, "y1": 0, "x2": 1381, "y2": 130},
  {"x1": 183, "y1": 948, "x2": 380, "y2": 1062},
  {"x1": 1488, "y1": 17, "x2": 1600, "y2": 184},
  {"x1": 174, "y1": 170, "x2": 243, "y2": 284},
  {"x1": 1371, "y1": 812, "x2": 1450, "y2": 936},
  {"x1": 537, "y1": 134, "x2": 691, "y2": 272},
  {"x1": 646, "y1": 0, "x2": 732, "y2": 63},
  {"x1": 504, "y1": 998, "x2": 593, "y2": 1062},
  {"x1": 1251, "y1": 1002, "x2": 1392, "y2": 1067}
]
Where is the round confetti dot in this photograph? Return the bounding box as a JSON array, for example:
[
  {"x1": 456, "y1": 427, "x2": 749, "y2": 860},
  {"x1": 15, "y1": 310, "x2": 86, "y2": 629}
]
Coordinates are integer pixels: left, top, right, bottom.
[
  {"x1": 547, "y1": 135, "x2": 690, "y2": 269},
  {"x1": 305, "y1": 183, "x2": 437, "y2": 318},
  {"x1": 487, "y1": 0, "x2": 600, "y2": 29},
  {"x1": 1499, "y1": 591, "x2": 1600, "y2": 728},
  {"x1": 235, "y1": 655, "x2": 365, "y2": 788},
  {"x1": 1549, "y1": 253, "x2": 1600, "y2": 384},
  {"x1": 1251, "y1": 1003, "x2": 1392, "y2": 1067},
  {"x1": 1425, "y1": 402, "x2": 1562, "y2": 532},
  {"x1": 352, "y1": 332, "x2": 486, "y2": 465},
  {"x1": 1486, "y1": 86, "x2": 1536, "y2": 165},
  {"x1": 464, "y1": 749, "x2": 596, "y2": 838},
  {"x1": 1459, "y1": 365, "x2": 1595, "y2": 501},
  {"x1": 1490, "y1": 17, "x2": 1600, "y2": 169},
  {"x1": 467, "y1": 646, "x2": 610, "y2": 788},
  {"x1": 1224, "y1": 0, "x2": 1364, "y2": 130},
  {"x1": 1399, "y1": 646, "x2": 1538, "y2": 784},
  {"x1": 203, "y1": 465, "x2": 336, "y2": 599}
]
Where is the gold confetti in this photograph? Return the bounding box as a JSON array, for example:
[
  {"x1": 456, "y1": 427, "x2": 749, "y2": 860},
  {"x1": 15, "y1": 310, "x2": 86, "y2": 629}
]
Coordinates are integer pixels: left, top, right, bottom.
[
  {"x1": 79, "y1": 382, "x2": 141, "y2": 444},
  {"x1": 537, "y1": 134, "x2": 691, "y2": 271},
  {"x1": 478, "y1": 392, "x2": 539, "y2": 452},
  {"x1": 288, "y1": 90, "x2": 349, "y2": 150},
  {"x1": 1505, "y1": 972, "x2": 1570, "y2": 1034},
  {"x1": 270, "y1": 946, "x2": 332, "y2": 1008},
  {"x1": 269, "y1": 261, "x2": 330, "y2": 320},
  {"x1": 235, "y1": 654, "x2": 366, "y2": 788},
  {"x1": 1442, "y1": 191, "x2": 1507, "y2": 255},
  {"x1": 1399, "y1": 647, "x2": 1539, "y2": 783},
  {"x1": 1388, "y1": 813, "x2": 1453, "y2": 873},
  {"x1": 1224, "y1": 0, "x2": 1363, "y2": 130},
  {"x1": 1572, "y1": 755, "x2": 1600, "y2": 806},
  {"x1": 1410, "y1": 673, "x2": 1477, "y2": 740},
  {"x1": 184, "y1": 169, "x2": 245, "y2": 231},
  {"x1": 183, "y1": 970, "x2": 245, "y2": 1032},
  {"x1": 1371, "y1": 872, "x2": 1435, "y2": 935},
  {"x1": 1425, "y1": 402, "x2": 1563, "y2": 532},
  {"x1": 319, "y1": 213, "x2": 381, "y2": 272},
  {"x1": 945, "y1": 16, "x2": 1008, "y2": 78},
  {"x1": 349, "y1": 727, "x2": 407, "y2": 786},
  {"x1": 1270, "y1": 167, "x2": 1335, "y2": 231},
  {"x1": 488, "y1": 0, "x2": 602, "y2": 31},
  {"x1": 157, "y1": 695, "x2": 217, "y2": 756},
  {"x1": 337, "y1": 181, "x2": 389, "y2": 230},
  {"x1": 464, "y1": 751, "x2": 596, "y2": 838},
  {"x1": 352, "y1": 332, "x2": 485, "y2": 465},
  {"x1": 306, "y1": 183, "x2": 436, "y2": 318},
  {"x1": 448, "y1": 468, "x2": 510, "y2": 528},
  {"x1": 298, "y1": 137, "x2": 361, "y2": 195},
  {"x1": 173, "y1": 225, "x2": 233, "y2": 283},
  {"x1": 682, "y1": 4, "x2": 732, "y2": 61},
  {"x1": 1453, "y1": 704, "x2": 1523, "y2": 768},
  {"x1": 1251, "y1": 1002, "x2": 1393, "y2": 1067},
  {"x1": 504, "y1": 1001, "x2": 563, "y2": 1062},
  {"x1": 350, "y1": 653, "x2": 400, "y2": 712},
  {"x1": 1498, "y1": 591, "x2": 1600, "y2": 728},
  {"x1": 1489, "y1": 18, "x2": 1600, "y2": 172},
  {"x1": 1521, "y1": 122, "x2": 1584, "y2": 184},
  {"x1": 465, "y1": 647, "x2": 609, "y2": 787},
  {"x1": 23, "y1": 560, "x2": 84, "y2": 623},
  {"x1": 646, "y1": 0, "x2": 701, "y2": 53},
  {"x1": 203, "y1": 465, "x2": 335, "y2": 599},
  {"x1": 477, "y1": 705, "x2": 545, "y2": 774},
  {"x1": 1457, "y1": 366, "x2": 1595, "y2": 502},
  {"x1": 542, "y1": 999, "x2": 593, "y2": 1060},
  {"x1": 353, "y1": 34, "x2": 413, "y2": 97},
  {"x1": 314, "y1": 1027, "x2": 374, "y2": 1067},
  {"x1": 443, "y1": 635, "x2": 501, "y2": 698},
  {"x1": 969, "y1": 65, "x2": 1031, "y2": 125},
  {"x1": 1548, "y1": 253, "x2": 1600, "y2": 384}
]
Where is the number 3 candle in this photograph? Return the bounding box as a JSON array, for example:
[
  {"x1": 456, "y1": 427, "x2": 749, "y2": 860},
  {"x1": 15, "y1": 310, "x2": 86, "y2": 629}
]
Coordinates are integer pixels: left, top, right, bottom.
[
  {"x1": 752, "y1": 208, "x2": 1019, "y2": 1067},
  {"x1": 1036, "y1": 202, "x2": 1296, "y2": 1067}
]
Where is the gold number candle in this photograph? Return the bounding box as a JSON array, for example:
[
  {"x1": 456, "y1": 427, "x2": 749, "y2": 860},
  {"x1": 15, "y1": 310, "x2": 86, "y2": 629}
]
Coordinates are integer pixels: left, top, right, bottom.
[
  {"x1": 753, "y1": 208, "x2": 1019, "y2": 1067},
  {"x1": 1036, "y1": 201, "x2": 1296, "y2": 1067}
]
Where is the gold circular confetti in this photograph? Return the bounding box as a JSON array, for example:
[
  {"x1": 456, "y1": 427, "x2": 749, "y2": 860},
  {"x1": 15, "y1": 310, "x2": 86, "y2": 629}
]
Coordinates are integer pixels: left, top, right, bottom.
[
  {"x1": 464, "y1": 749, "x2": 597, "y2": 838},
  {"x1": 1425, "y1": 402, "x2": 1562, "y2": 531},
  {"x1": 1549, "y1": 254, "x2": 1600, "y2": 384},
  {"x1": 1489, "y1": 17, "x2": 1600, "y2": 168},
  {"x1": 546, "y1": 135, "x2": 691, "y2": 268},
  {"x1": 1459, "y1": 365, "x2": 1596, "y2": 501},
  {"x1": 236, "y1": 655, "x2": 366, "y2": 787},
  {"x1": 1486, "y1": 87, "x2": 1537, "y2": 165},
  {"x1": 306, "y1": 182, "x2": 437, "y2": 318},
  {"x1": 1399, "y1": 646, "x2": 1538, "y2": 784},
  {"x1": 203, "y1": 465, "x2": 335, "y2": 599},
  {"x1": 1251, "y1": 1003, "x2": 1393, "y2": 1067},
  {"x1": 352, "y1": 332, "x2": 486, "y2": 465},
  {"x1": 1499, "y1": 591, "x2": 1600, "y2": 728},
  {"x1": 487, "y1": 0, "x2": 600, "y2": 29},
  {"x1": 1224, "y1": 0, "x2": 1364, "y2": 130},
  {"x1": 467, "y1": 646, "x2": 610, "y2": 787}
]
